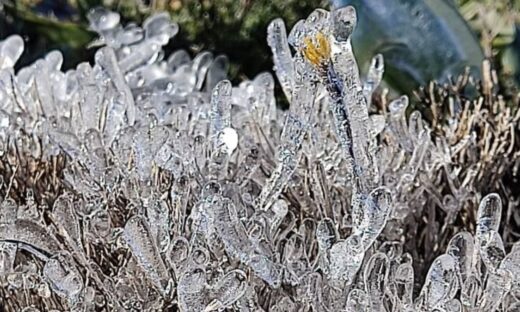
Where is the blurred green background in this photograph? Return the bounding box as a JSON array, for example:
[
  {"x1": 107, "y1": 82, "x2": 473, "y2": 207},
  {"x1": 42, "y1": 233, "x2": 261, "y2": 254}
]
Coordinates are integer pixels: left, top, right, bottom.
[
  {"x1": 0, "y1": 0, "x2": 327, "y2": 80},
  {"x1": 0, "y1": 0, "x2": 519, "y2": 94}
]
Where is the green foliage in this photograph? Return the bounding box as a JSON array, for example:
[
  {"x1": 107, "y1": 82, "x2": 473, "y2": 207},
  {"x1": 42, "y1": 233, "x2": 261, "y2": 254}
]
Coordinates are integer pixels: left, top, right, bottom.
[
  {"x1": 162, "y1": 0, "x2": 328, "y2": 80},
  {"x1": 1, "y1": 0, "x2": 517, "y2": 95},
  {"x1": 0, "y1": 0, "x2": 327, "y2": 81}
]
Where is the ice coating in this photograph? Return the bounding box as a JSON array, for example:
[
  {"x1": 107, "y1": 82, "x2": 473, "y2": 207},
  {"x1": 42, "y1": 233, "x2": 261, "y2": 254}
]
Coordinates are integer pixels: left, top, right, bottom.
[
  {"x1": 0, "y1": 5, "x2": 519, "y2": 312},
  {"x1": 123, "y1": 215, "x2": 171, "y2": 295}
]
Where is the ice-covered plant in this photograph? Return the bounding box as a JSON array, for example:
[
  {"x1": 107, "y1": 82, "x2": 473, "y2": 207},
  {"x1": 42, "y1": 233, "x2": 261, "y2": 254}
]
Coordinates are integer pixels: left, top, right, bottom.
[{"x1": 0, "y1": 5, "x2": 519, "y2": 312}]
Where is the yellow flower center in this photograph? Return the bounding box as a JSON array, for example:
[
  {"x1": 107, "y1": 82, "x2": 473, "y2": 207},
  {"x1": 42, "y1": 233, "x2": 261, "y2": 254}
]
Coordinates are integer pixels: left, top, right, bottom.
[{"x1": 301, "y1": 32, "x2": 331, "y2": 68}]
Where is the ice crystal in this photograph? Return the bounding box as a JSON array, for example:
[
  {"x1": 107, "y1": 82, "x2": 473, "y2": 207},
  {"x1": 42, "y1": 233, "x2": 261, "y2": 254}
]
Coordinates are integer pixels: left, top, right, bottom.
[{"x1": 0, "y1": 5, "x2": 519, "y2": 312}]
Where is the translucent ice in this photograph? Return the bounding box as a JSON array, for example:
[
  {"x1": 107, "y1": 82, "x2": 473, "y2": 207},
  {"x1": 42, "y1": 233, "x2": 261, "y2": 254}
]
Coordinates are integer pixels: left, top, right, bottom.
[
  {"x1": 43, "y1": 252, "x2": 83, "y2": 300},
  {"x1": 123, "y1": 215, "x2": 170, "y2": 295},
  {"x1": 0, "y1": 35, "x2": 24, "y2": 69},
  {"x1": 0, "y1": 5, "x2": 519, "y2": 311}
]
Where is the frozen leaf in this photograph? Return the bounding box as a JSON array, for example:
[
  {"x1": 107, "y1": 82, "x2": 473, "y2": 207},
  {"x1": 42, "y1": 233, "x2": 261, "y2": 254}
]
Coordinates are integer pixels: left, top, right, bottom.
[
  {"x1": 123, "y1": 215, "x2": 170, "y2": 295},
  {"x1": 52, "y1": 194, "x2": 83, "y2": 252},
  {"x1": 416, "y1": 254, "x2": 459, "y2": 310}
]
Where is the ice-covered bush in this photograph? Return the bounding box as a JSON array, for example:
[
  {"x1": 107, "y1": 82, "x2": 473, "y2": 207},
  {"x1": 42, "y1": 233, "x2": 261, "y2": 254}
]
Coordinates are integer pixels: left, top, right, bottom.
[{"x1": 0, "y1": 5, "x2": 519, "y2": 312}]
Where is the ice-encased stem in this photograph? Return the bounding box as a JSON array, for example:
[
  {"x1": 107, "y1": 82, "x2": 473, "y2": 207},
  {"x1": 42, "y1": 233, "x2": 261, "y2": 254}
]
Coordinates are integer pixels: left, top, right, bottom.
[
  {"x1": 0, "y1": 219, "x2": 60, "y2": 255},
  {"x1": 475, "y1": 193, "x2": 503, "y2": 273},
  {"x1": 290, "y1": 58, "x2": 318, "y2": 123},
  {"x1": 416, "y1": 254, "x2": 459, "y2": 310},
  {"x1": 178, "y1": 268, "x2": 207, "y2": 312},
  {"x1": 123, "y1": 215, "x2": 170, "y2": 295},
  {"x1": 206, "y1": 269, "x2": 247, "y2": 311},
  {"x1": 215, "y1": 197, "x2": 282, "y2": 287},
  {"x1": 364, "y1": 252, "x2": 390, "y2": 311},
  {"x1": 476, "y1": 193, "x2": 502, "y2": 238},
  {"x1": 95, "y1": 47, "x2": 136, "y2": 125},
  {"x1": 209, "y1": 80, "x2": 232, "y2": 146},
  {"x1": 267, "y1": 18, "x2": 295, "y2": 101},
  {"x1": 329, "y1": 6, "x2": 378, "y2": 193},
  {"x1": 355, "y1": 187, "x2": 393, "y2": 250},
  {"x1": 144, "y1": 194, "x2": 171, "y2": 253},
  {"x1": 346, "y1": 288, "x2": 369, "y2": 312},
  {"x1": 256, "y1": 114, "x2": 305, "y2": 211},
  {"x1": 446, "y1": 231, "x2": 474, "y2": 284},
  {"x1": 0, "y1": 35, "x2": 24, "y2": 70},
  {"x1": 363, "y1": 54, "x2": 384, "y2": 104},
  {"x1": 52, "y1": 195, "x2": 84, "y2": 252},
  {"x1": 327, "y1": 233, "x2": 364, "y2": 287},
  {"x1": 208, "y1": 80, "x2": 236, "y2": 179},
  {"x1": 478, "y1": 268, "x2": 512, "y2": 312},
  {"x1": 43, "y1": 252, "x2": 83, "y2": 300}
]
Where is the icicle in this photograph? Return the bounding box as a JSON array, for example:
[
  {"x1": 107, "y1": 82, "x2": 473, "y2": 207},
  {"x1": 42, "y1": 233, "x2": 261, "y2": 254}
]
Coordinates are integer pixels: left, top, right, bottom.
[
  {"x1": 363, "y1": 54, "x2": 384, "y2": 104},
  {"x1": 267, "y1": 18, "x2": 294, "y2": 101},
  {"x1": 256, "y1": 114, "x2": 305, "y2": 211},
  {"x1": 363, "y1": 252, "x2": 390, "y2": 311}
]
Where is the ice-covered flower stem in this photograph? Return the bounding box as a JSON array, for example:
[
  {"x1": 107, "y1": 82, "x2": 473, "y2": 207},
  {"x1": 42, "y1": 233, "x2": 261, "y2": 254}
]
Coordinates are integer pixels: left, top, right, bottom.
[{"x1": 267, "y1": 6, "x2": 392, "y2": 289}]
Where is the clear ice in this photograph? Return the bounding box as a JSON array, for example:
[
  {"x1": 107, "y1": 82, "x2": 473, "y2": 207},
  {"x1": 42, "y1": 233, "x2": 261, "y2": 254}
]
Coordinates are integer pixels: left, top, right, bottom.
[{"x1": 0, "y1": 4, "x2": 518, "y2": 312}]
